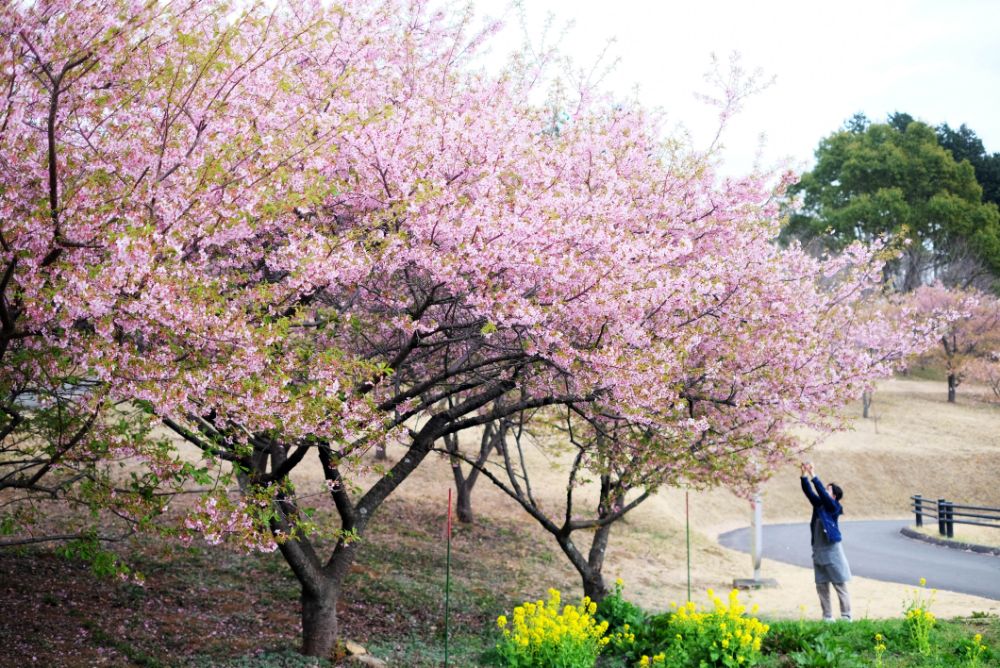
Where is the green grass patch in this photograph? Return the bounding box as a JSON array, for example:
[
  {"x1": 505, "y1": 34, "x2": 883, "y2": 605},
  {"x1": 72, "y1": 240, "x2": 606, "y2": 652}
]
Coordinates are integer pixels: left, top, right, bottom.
[
  {"x1": 903, "y1": 366, "x2": 949, "y2": 383},
  {"x1": 365, "y1": 632, "x2": 494, "y2": 666},
  {"x1": 757, "y1": 615, "x2": 999, "y2": 667},
  {"x1": 187, "y1": 649, "x2": 332, "y2": 668}
]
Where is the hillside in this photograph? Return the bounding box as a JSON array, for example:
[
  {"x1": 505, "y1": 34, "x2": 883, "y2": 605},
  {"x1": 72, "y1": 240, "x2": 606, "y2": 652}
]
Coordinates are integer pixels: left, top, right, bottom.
[{"x1": 362, "y1": 377, "x2": 1000, "y2": 619}]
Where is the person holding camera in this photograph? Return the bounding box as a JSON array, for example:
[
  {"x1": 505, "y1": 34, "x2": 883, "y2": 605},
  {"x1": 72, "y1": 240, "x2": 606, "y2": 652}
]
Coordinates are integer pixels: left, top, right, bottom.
[{"x1": 800, "y1": 462, "x2": 852, "y2": 621}]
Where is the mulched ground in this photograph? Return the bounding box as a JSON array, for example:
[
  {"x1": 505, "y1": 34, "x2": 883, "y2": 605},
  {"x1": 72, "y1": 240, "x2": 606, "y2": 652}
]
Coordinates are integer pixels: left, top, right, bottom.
[
  {"x1": 0, "y1": 497, "x2": 556, "y2": 667},
  {"x1": 0, "y1": 544, "x2": 300, "y2": 666}
]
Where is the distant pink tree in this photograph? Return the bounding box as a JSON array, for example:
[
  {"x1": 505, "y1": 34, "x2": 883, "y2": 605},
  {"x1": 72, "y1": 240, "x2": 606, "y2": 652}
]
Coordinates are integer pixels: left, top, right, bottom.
[
  {"x1": 0, "y1": 0, "x2": 946, "y2": 657},
  {"x1": 909, "y1": 284, "x2": 1000, "y2": 401},
  {"x1": 965, "y1": 356, "x2": 1000, "y2": 401}
]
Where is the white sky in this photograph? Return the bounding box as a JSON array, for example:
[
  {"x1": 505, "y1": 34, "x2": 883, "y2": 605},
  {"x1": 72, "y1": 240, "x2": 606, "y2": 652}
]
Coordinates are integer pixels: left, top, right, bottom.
[{"x1": 482, "y1": 0, "x2": 1000, "y2": 176}]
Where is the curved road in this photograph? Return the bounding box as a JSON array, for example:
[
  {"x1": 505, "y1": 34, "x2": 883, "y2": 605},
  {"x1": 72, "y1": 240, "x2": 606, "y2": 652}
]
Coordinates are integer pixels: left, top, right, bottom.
[{"x1": 718, "y1": 520, "x2": 1000, "y2": 601}]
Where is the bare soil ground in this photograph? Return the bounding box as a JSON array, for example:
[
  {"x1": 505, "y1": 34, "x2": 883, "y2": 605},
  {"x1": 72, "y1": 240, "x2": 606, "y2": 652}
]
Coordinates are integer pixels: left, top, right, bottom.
[{"x1": 2, "y1": 377, "x2": 998, "y2": 666}]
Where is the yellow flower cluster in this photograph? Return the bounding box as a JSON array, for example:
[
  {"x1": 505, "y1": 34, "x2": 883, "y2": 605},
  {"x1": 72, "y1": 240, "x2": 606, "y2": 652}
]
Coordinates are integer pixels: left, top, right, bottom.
[
  {"x1": 904, "y1": 578, "x2": 937, "y2": 656},
  {"x1": 495, "y1": 588, "x2": 610, "y2": 666},
  {"x1": 641, "y1": 589, "x2": 769, "y2": 667},
  {"x1": 904, "y1": 607, "x2": 936, "y2": 625},
  {"x1": 609, "y1": 622, "x2": 636, "y2": 647},
  {"x1": 965, "y1": 632, "x2": 987, "y2": 667},
  {"x1": 873, "y1": 632, "x2": 887, "y2": 668}
]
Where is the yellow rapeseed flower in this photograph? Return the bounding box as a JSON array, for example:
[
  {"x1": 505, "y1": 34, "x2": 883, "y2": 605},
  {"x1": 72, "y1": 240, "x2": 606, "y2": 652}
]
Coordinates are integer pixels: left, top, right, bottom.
[{"x1": 495, "y1": 588, "x2": 610, "y2": 664}]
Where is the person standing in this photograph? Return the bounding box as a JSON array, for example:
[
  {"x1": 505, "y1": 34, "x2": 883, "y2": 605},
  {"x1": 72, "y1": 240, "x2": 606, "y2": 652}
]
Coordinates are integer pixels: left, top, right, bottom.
[{"x1": 800, "y1": 462, "x2": 852, "y2": 621}]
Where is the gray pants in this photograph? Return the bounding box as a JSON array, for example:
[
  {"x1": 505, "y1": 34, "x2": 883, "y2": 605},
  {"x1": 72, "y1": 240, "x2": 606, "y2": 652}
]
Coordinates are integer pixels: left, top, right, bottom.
[{"x1": 816, "y1": 582, "x2": 851, "y2": 620}]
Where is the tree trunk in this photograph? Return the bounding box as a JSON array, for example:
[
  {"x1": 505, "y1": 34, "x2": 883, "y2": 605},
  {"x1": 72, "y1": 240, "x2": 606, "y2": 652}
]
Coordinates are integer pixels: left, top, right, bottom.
[
  {"x1": 581, "y1": 481, "x2": 615, "y2": 602},
  {"x1": 553, "y1": 532, "x2": 609, "y2": 602},
  {"x1": 862, "y1": 391, "x2": 872, "y2": 418},
  {"x1": 582, "y1": 570, "x2": 609, "y2": 602},
  {"x1": 948, "y1": 373, "x2": 957, "y2": 403},
  {"x1": 301, "y1": 587, "x2": 339, "y2": 658},
  {"x1": 253, "y1": 378, "x2": 515, "y2": 656},
  {"x1": 446, "y1": 429, "x2": 476, "y2": 524},
  {"x1": 903, "y1": 246, "x2": 924, "y2": 292},
  {"x1": 446, "y1": 422, "x2": 500, "y2": 525},
  {"x1": 295, "y1": 536, "x2": 360, "y2": 657},
  {"x1": 555, "y1": 533, "x2": 609, "y2": 602},
  {"x1": 455, "y1": 479, "x2": 474, "y2": 523},
  {"x1": 296, "y1": 419, "x2": 445, "y2": 653}
]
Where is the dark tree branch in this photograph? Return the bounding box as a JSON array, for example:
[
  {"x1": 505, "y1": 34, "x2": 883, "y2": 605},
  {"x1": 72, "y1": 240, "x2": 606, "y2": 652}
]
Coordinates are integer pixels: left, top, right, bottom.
[
  {"x1": 160, "y1": 416, "x2": 242, "y2": 463},
  {"x1": 441, "y1": 392, "x2": 594, "y2": 436},
  {"x1": 13, "y1": 402, "x2": 102, "y2": 491},
  {"x1": 258, "y1": 442, "x2": 310, "y2": 484}
]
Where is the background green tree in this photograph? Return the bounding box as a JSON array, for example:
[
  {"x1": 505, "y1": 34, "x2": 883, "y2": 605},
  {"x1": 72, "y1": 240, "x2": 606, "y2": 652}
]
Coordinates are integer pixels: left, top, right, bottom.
[
  {"x1": 782, "y1": 116, "x2": 1000, "y2": 291},
  {"x1": 936, "y1": 122, "x2": 1000, "y2": 208},
  {"x1": 886, "y1": 112, "x2": 1000, "y2": 208}
]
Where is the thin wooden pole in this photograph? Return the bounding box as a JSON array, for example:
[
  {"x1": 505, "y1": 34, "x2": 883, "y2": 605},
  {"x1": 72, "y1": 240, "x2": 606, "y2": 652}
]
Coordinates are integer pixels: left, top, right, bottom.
[
  {"x1": 686, "y1": 490, "x2": 691, "y2": 603},
  {"x1": 444, "y1": 488, "x2": 453, "y2": 666}
]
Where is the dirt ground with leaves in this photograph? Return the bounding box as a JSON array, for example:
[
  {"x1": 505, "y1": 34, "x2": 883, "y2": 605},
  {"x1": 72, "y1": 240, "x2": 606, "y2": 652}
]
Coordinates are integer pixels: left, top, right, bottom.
[{"x1": 2, "y1": 377, "x2": 999, "y2": 666}]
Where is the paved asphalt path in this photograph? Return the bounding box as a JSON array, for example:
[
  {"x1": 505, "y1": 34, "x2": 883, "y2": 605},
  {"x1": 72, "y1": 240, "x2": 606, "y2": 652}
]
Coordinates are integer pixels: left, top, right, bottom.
[{"x1": 718, "y1": 520, "x2": 1000, "y2": 601}]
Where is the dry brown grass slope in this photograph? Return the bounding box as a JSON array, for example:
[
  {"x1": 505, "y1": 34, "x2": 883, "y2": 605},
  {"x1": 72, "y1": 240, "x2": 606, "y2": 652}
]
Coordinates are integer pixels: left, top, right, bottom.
[{"x1": 351, "y1": 377, "x2": 1000, "y2": 620}]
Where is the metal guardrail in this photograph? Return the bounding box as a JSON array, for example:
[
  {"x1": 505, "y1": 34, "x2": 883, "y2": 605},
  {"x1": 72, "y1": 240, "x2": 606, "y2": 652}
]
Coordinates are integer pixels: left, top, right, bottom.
[{"x1": 910, "y1": 494, "x2": 1000, "y2": 538}]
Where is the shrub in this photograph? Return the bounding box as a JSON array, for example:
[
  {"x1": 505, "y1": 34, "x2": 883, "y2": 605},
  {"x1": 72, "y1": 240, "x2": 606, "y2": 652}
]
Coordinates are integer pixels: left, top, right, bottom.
[
  {"x1": 596, "y1": 579, "x2": 646, "y2": 661},
  {"x1": 495, "y1": 588, "x2": 610, "y2": 668},
  {"x1": 759, "y1": 619, "x2": 826, "y2": 656},
  {"x1": 788, "y1": 634, "x2": 862, "y2": 668},
  {"x1": 597, "y1": 579, "x2": 646, "y2": 632}
]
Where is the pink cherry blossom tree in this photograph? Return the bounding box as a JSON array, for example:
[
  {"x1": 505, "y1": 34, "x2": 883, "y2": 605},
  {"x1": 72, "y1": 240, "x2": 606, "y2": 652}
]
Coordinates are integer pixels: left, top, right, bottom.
[
  {"x1": 0, "y1": 0, "x2": 947, "y2": 658},
  {"x1": 0, "y1": 0, "x2": 250, "y2": 555},
  {"x1": 909, "y1": 284, "x2": 1000, "y2": 402},
  {"x1": 965, "y1": 355, "x2": 1000, "y2": 402},
  {"x1": 440, "y1": 237, "x2": 940, "y2": 600}
]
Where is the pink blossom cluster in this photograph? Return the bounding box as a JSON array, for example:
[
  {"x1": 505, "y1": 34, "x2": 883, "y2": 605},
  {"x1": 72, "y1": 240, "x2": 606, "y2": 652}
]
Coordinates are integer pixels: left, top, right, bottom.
[{"x1": 182, "y1": 495, "x2": 277, "y2": 554}]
